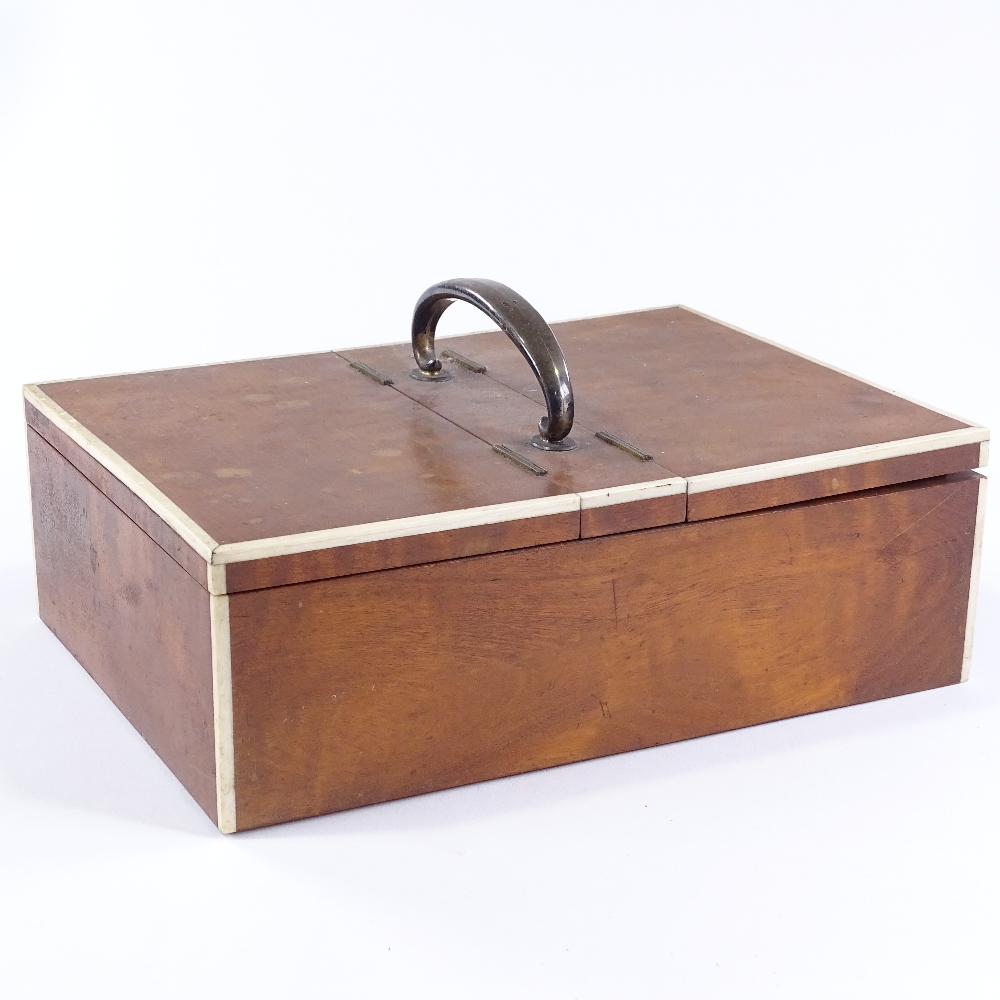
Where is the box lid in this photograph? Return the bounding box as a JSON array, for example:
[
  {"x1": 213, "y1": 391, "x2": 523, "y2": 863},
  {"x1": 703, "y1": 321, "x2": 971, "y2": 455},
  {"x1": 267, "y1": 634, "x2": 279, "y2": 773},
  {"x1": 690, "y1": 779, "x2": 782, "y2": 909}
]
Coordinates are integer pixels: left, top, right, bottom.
[
  {"x1": 25, "y1": 280, "x2": 987, "y2": 595},
  {"x1": 414, "y1": 303, "x2": 989, "y2": 521}
]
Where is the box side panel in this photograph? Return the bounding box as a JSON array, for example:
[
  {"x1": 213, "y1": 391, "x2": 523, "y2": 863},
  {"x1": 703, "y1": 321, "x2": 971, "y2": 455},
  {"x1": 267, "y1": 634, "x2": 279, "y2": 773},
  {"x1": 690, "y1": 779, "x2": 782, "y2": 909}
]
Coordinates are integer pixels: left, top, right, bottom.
[
  {"x1": 26, "y1": 399, "x2": 211, "y2": 588},
  {"x1": 230, "y1": 473, "x2": 980, "y2": 831},
  {"x1": 28, "y1": 429, "x2": 218, "y2": 823}
]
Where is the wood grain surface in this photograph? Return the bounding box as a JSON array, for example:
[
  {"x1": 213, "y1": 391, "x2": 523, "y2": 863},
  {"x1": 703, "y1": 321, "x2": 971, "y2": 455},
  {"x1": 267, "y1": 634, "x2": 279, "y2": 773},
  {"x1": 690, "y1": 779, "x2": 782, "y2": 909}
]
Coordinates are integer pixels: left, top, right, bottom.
[
  {"x1": 28, "y1": 429, "x2": 218, "y2": 821},
  {"x1": 33, "y1": 306, "x2": 983, "y2": 592},
  {"x1": 37, "y1": 354, "x2": 582, "y2": 545},
  {"x1": 28, "y1": 390, "x2": 587, "y2": 591},
  {"x1": 25, "y1": 399, "x2": 210, "y2": 588},
  {"x1": 687, "y1": 443, "x2": 983, "y2": 520},
  {"x1": 224, "y1": 510, "x2": 581, "y2": 591},
  {"x1": 340, "y1": 341, "x2": 685, "y2": 499},
  {"x1": 579, "y1": 492, "x2": 688, "y2": 538},
  {"x1": 228, "y1": 472, "x2": 980, "y2": 830},
  {"x1": 437, "y1": 307, "x2": 977, "y2": 500}
]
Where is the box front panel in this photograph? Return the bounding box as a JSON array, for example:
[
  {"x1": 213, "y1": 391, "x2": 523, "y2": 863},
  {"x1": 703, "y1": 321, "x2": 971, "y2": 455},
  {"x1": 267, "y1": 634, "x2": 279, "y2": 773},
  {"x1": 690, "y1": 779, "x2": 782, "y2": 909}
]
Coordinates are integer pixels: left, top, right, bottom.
[{"x1": 229, "y1": 473, "x2": 980, "y2": 831}]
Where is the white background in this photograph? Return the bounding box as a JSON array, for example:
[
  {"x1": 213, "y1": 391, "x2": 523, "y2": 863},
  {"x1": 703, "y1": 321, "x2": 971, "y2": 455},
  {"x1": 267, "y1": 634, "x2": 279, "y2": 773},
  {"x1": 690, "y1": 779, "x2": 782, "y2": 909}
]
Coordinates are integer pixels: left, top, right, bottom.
[{"x1": 1, "y1": 2, "x2": 997, "y2": 996}]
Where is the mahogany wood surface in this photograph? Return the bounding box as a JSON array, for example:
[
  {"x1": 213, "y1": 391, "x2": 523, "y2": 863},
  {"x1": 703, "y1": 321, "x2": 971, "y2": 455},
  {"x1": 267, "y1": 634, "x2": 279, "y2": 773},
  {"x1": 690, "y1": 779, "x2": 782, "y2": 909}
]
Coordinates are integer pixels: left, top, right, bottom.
[
  {"x1": 228, "y1": 472, "x2": 979, "y2": 831},
  {"x1": 439, "y1": 306, "x2": 973, "y2": 477},
  {"x1": 688, "y1": 443, "x2": 983, "y2": 521},
  {"x1": 28, "y1": 392, "x2": 585, "y2": 592},
  {"x1": 580, "y1": 492, "x2": 688, "y2": 539},
  {"x1": 28, "y1": 429, "x2": 217, "y2": 821},
  {"x1": 340, "y1": 342, "x2": 684, "y2": 498},
  {"x1": 33, "y1": 306, "x2": 982, "y2": 594},
  {"x1": 37, "y1": 354, "x2": 579, "y2": 545},
  {"x1": 25, "y1": 399, "x2": 210, "y2": 588}
]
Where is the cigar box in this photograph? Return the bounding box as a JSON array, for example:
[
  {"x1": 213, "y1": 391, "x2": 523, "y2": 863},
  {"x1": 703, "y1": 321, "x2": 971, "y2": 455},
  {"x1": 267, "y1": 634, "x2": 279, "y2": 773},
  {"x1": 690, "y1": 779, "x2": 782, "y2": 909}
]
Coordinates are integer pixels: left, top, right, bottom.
[{"x1": 25, "y1": 280, "x2": 989, "y2": 832}]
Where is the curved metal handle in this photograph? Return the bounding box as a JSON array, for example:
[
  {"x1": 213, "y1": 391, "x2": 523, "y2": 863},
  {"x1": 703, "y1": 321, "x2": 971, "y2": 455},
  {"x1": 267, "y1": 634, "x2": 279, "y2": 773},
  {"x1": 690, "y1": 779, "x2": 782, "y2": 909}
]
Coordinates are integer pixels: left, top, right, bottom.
[{"x1": 411, "y1": 278, "x2": 576, "y2": 450}]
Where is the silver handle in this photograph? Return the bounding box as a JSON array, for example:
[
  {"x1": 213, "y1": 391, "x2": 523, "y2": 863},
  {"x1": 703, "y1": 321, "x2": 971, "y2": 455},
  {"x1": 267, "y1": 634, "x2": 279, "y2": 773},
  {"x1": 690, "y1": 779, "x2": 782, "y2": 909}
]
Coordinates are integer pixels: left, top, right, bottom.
[{"x1": 411, "y1": 278, "x2": 577, "y2": 451}]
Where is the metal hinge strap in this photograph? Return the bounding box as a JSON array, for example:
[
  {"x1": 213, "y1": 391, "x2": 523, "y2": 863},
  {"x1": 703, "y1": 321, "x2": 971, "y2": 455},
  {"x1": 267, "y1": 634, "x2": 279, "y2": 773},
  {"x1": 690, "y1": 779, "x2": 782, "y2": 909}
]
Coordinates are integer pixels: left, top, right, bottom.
[
  {"x1": 491, "y1": 444, "x2": 548, "y2": 476},
  {"x1": 441, "y1": 349, "x2": 487, "y2": 374},
  {"x1": 595, "y1": 430, "x2": 654, "y2": 461},
  {"x1": 348, "y1": 361, "x2": 394, "y2": 386}
]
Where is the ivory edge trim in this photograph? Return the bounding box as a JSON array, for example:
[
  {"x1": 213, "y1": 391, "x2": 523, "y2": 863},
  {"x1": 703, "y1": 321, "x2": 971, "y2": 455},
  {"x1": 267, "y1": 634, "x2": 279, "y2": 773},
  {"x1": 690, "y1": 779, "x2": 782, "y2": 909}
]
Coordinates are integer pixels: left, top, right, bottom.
[
  {"x1": 687, "y1": 427, "x2": 989, "y2": 495},
  {"x1": 27, "y1": 315, "x2": 990, "y2": 569},
  {"x1": 212, "y1": 493, "x2": 582, "y2": 565},
  {"x1": 961, "y1": 477, "x2": 988, "y2": 683},
  {"x1": 210, "y1": 593, "x2": 236, "y2": 833},
  {"x1": 578, "y1": 478, "x2": 687, "y2": 510},
  {"x1": 24, "y1": 385, "x2": 218, "y2": 561}
]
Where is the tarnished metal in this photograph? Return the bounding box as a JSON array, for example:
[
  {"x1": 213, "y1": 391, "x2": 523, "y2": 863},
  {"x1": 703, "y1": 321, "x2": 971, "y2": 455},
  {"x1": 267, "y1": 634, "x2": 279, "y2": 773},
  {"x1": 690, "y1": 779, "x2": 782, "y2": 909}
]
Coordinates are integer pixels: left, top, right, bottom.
[
  {"x1": 595, "y1": 430, "x2": 654, "y2": 461},
  {"x1": 411, "y1": 278, "x2": 576, "y2": 450},
  {"x1": 491, "y1": 444, "x2": 548, "y2": 476},
  {"x1": 409, "y1": 364, "x2": 453, "y2": 382},
  {"x1": 441, "y1": 348, "x2": 487, "y2": 374},
  {"x1": 348, "y1": 360, "x2": 394, "y2": 386}
]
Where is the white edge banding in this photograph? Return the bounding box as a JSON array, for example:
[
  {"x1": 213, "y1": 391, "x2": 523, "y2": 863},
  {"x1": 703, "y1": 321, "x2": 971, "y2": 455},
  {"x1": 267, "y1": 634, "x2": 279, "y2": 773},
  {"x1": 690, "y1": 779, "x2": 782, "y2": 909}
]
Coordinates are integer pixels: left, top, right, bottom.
[
  {"x1": 206, "y1": 562, "x2": 227, "y2": 596},
  {"x1": 212, "y1": 493, "x2": 582, "y2": 565},
  {"x1": 210, "y1": 592, "x2": 236, "y2": 832},
  {"x1": 961, "y1": 477, "x2": 988, "y2": 683},
  {"x1": 686, "y1": 427, "x2": 990, "y2": 495},
  {"x1": 23, "y1": 384, "x2": 218, "y2": 562},
  {"x1": 579, "y1": 478, "x2": 687, "y2": 510},
  {"x1": 980, "y1": 439, "x2": 990, "y2": 469}
]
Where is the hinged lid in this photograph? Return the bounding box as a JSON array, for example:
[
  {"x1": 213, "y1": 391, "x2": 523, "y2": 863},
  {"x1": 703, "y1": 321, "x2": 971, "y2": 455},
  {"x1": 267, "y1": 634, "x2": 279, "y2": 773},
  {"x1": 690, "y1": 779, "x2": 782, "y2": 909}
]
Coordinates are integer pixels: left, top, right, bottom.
[
  {"x1": 24, "y1": 280, "x2": 988, "y2": 596},
  {"x1": 406, "y1": 302, "x2": 989, "y2": 521}
]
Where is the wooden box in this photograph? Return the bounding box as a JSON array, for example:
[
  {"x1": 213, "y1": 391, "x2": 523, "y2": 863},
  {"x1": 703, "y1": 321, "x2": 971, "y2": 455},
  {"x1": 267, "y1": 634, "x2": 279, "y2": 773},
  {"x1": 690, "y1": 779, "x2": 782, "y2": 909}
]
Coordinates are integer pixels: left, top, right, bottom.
[{"x1": 25, "y1": 283, "x2": 988, "y2": 832}]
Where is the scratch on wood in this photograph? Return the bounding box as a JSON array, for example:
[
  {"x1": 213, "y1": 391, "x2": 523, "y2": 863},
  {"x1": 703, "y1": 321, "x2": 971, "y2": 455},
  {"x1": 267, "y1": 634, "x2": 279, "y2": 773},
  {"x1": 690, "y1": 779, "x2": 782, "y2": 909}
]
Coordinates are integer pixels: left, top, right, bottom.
[
  {"x1": 876, "y1": 485, "x2": 961, "y2": 555},
  {"x1": 612, "y1": 577, "x2": 619, "y2": 629},
  {"x1": 592, "y1": 695, "x2": 612, "y2": 719}
]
